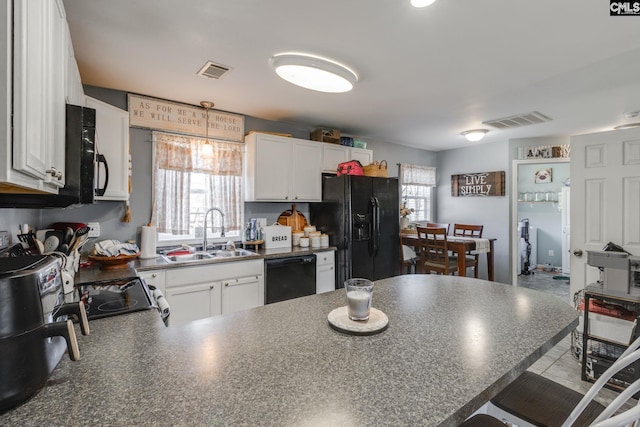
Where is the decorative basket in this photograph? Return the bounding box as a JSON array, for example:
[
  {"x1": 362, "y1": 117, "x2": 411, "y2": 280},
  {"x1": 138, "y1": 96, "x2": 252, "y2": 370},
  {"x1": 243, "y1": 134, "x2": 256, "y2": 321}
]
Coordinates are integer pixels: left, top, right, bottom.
[{"x1": 363, "y1": 160, "x2": 388, "y2": 177}]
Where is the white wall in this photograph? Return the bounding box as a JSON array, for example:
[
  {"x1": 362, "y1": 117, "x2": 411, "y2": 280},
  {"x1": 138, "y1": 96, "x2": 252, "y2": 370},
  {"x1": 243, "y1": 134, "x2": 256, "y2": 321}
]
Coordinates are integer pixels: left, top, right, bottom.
[{"x1": 436, "y1": 140, "x2": 511, "y2": 284}]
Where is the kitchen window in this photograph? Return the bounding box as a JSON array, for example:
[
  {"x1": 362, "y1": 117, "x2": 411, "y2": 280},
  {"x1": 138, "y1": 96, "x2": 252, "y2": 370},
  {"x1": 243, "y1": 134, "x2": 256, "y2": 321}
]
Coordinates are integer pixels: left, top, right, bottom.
[
  {"x1": 399, "y1": 163, "x2": 436, "y2": 222},
  {"x1": 152, "y1": 131, "x2": 243, "y2": 243}
]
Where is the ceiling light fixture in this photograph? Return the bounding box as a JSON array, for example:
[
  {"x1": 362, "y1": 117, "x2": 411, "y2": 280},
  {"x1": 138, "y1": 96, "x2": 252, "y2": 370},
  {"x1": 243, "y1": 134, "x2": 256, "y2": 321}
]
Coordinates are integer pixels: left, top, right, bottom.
[
  {"x1": 461, "y1": 129, "x2": 489, "y2": 142},
  {"x1": 613, "y1": 122, "x2": 640, "y2": 130},
  {"x1": 271, "y1": 53, "x2": 358, "y2": 93},
  {"x1": 200, "y1": 101, "x2": 215, "y2": 157},
  {"x1": 411, "y1": 0, "x2": 437, "y2": 7}
]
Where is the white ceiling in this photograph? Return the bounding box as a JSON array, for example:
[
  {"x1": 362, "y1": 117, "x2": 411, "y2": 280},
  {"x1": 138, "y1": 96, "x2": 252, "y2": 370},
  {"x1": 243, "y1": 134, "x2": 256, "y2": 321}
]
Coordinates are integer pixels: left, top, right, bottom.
[{"x1": 62, "y1": 0, "x2": 640, "y2": 152}]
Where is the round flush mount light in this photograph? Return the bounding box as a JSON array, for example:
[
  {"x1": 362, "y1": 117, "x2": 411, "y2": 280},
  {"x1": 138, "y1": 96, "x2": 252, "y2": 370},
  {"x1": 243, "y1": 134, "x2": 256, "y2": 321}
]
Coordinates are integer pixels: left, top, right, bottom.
[
  {"x1": 461, "y1": 129, "x2": 489, "y2": 142},
  {"x1": 411, "y1": 0, "x2": 437, "y2": 7},
  {"x1": 271, "y1": 53, "x2": 358, "y2": 93}
]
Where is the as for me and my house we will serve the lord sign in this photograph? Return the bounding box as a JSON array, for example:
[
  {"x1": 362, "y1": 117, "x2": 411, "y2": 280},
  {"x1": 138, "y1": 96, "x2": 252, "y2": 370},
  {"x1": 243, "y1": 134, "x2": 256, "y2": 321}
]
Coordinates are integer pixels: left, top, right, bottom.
[{"x1": 451, "y1": 171, "x2": 505, "y2": 197}]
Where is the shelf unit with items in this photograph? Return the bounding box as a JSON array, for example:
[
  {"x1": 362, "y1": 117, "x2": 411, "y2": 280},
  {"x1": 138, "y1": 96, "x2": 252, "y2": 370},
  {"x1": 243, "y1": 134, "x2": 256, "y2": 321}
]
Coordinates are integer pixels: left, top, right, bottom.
[{"x1": 578, "y1": 284, "x2": 640, "y2": 393}]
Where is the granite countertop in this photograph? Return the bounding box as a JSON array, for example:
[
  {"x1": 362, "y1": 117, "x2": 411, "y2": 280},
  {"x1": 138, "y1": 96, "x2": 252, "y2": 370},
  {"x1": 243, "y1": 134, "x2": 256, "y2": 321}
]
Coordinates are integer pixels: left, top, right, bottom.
[
  {"x1": 0, "y1": 275, "x2": 577, "y2": 426},
  {"x1": 75, "y1": 245, "x2": 336, "y2": 285}
]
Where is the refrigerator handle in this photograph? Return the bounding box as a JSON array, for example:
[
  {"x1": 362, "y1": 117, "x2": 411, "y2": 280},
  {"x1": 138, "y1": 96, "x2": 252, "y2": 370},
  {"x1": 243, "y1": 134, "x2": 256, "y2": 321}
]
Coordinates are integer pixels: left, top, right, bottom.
[
  {"x1": 372, "y1": 196, "x2": 380, "y2": 257},
  {"x1": 367, "y1": 197, "x2": 375, "y2": 257}
]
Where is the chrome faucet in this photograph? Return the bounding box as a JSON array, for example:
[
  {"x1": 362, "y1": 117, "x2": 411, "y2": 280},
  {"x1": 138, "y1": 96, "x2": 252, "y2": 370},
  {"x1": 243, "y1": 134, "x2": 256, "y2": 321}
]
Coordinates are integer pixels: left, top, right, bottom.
[{"x1": 203, "y1": 207, "x2": 225, "y2": 251}]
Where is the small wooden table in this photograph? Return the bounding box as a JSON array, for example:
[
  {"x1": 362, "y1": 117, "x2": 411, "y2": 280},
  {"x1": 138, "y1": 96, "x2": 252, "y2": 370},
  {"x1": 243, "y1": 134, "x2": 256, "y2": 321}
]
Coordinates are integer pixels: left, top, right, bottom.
[{"x1": 401, "y1": 233, "x2": 497, "y2": 281}]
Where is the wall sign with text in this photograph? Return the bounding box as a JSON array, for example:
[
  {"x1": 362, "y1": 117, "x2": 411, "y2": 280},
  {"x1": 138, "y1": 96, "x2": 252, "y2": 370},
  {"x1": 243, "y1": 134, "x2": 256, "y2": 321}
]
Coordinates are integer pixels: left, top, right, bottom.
[
  {"x1": 128, "y1": 94, "x2": 245, "y2": 142},
  {"x1": 451, "y1": 171, "x2": 505, "y2": 197}
]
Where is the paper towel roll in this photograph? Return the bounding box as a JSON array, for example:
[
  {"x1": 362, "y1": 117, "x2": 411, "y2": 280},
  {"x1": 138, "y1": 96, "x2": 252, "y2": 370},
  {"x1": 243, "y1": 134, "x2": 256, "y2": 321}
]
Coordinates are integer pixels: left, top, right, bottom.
[{"x1": 140, "y1": 225, "x2": 157, "y2": 259}]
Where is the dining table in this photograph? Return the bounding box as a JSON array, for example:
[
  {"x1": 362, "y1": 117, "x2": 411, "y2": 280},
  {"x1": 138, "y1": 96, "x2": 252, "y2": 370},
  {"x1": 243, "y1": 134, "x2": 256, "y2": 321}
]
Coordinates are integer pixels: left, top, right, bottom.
[
  {"x1": 401, "y1": 232, "x2": 497, "y2": 281},
  {"x1": 0, "y1": 274, "x2": 577, "y2": 427}
]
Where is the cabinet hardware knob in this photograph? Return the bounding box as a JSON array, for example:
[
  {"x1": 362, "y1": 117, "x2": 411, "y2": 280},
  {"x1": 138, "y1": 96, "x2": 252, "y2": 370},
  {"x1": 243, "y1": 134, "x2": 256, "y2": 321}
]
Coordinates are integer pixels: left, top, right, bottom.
[{"x1": 152, "y1": 273, "x2": 157, "y2": 278}]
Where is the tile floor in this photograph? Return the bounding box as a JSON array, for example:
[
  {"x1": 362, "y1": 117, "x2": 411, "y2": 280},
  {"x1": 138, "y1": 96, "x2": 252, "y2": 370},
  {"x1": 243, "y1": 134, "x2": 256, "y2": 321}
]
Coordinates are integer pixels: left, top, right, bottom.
[{"x1": 516, "y1": 270, "x2": 629, "y2": 408}]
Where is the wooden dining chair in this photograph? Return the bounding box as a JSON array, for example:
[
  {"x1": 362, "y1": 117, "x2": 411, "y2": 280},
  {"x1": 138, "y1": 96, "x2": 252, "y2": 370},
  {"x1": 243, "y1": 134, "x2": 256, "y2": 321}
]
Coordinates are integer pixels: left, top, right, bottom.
[
  {"x1": 452, "y1": 224, "x2": 484, "y2": 278},
  {"x1": 427, "y1": 222, "x2": 450, "y2": 234},
  {"x1": 460, "y1": 334, "x2": 640, "y2": 427},
  {"x1": 416, "y1": 227, "x2": 458, "y2": 275}
]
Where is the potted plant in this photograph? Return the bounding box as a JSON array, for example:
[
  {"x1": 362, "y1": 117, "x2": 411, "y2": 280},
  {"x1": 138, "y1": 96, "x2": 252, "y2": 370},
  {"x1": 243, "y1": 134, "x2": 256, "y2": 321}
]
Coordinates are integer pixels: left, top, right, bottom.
[{"x1": 400, "y1": 203, "x2": 414, "y2": 230}]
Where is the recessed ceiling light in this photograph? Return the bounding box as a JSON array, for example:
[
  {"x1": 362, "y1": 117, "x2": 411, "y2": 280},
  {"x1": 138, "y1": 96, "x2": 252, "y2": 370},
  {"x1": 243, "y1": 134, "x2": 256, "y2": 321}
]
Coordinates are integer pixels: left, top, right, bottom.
[
  {"x1": 411, "y1": 0, "x2": 437, "y2": 7},
  {"x1": 461, "y1": 129, "x2": 489, "y2": 142},
  {"x1": 271, "y1": 53, "x2": 358, "y2": 93}
]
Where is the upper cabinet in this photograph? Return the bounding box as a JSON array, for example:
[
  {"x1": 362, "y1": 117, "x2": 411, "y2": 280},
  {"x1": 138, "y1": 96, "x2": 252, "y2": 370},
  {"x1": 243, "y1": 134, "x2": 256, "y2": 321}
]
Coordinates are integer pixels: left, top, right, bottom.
[
  {"x1": 65, "y1": 23, "x2": 84, "y2": 106},
  {"x1": 85, "y1": 96, "x2": 130, "y2": 201},
  {"x1": 321, "y1": 143, "x2": 373, "y2": 173},
  {"x1": 245, "y1": 133, "x2": 322, "y2": 202},
  {"x1": 0, "y1": 0, "x2": 69, "y2": 194}
]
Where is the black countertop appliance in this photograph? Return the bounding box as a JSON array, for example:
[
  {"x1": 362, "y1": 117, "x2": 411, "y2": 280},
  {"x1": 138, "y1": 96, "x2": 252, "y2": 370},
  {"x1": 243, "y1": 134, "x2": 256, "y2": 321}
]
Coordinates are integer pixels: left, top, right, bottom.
[
  {"x1": 310, "y1": 175, "x2": 400, "y2": 288},
  {"x1": 0, "y1": 104, "x2": 105, "y2": 208},
  {"x1": 0, "y1": 255, "x2": 88, "y2": 412}
]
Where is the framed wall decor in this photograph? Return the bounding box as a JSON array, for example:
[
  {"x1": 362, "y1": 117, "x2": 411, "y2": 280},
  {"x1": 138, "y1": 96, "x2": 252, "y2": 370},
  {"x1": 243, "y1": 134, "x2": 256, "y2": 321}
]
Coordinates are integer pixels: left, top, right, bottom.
[
  {"x1": 451, "y1": 171, "x2": 505, "y2": 197},
  {"x1": 534, "y1": 168, "x2": 552, "y2": 184}
]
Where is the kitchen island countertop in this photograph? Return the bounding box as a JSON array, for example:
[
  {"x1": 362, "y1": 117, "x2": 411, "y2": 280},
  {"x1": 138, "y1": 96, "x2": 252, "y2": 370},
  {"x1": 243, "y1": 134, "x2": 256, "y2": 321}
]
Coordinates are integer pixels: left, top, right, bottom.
[{"x1": 0, "y1": 275, "x2": 577, "y2": 426}]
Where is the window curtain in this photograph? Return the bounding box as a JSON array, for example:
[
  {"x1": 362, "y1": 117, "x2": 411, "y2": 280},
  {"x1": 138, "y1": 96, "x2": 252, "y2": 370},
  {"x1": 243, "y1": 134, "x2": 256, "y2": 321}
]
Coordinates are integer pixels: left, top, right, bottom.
[
  {"x1": 152, "y1": 131, "x2": 243, "y2": 235},
  {"x1": 400, "y1": 163, "x2": 436, "y2": 186}
]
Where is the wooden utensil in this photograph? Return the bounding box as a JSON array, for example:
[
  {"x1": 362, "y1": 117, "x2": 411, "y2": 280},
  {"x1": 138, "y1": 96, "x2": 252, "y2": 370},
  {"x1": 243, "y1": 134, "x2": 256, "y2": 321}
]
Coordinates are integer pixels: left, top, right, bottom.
[{"x1": 277, "y1": 203, "x2": 308, "y2": 232}]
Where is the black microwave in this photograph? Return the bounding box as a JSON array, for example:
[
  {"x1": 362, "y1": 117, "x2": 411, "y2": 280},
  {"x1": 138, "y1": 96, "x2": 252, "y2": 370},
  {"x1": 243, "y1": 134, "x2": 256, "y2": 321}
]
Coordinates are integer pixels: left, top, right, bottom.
[{"x1": 0, "y1": 104, "x2": 107, "y2": 208}]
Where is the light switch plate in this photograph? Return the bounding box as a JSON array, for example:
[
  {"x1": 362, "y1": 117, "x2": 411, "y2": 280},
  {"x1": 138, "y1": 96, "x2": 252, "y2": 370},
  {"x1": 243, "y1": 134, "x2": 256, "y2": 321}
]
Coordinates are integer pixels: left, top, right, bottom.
[{"x1": 87, "y1": 222, "x2": 100, "y2": 238}]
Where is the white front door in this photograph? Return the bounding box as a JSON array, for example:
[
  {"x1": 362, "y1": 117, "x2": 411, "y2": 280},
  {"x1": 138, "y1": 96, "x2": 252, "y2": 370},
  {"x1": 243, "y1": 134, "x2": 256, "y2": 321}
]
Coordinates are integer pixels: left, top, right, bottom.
[{"x1": 569, "y1": 128, "x2": 640, "y2": 302}]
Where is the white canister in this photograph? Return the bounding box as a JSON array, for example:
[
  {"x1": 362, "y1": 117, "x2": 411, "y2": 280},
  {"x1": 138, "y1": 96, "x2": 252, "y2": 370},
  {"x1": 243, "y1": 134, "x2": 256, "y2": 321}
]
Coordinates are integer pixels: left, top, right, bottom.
[
  {"x1": 303, "y1": 225, "x2": 316, "y2": 237},
  {"x1": 299, "y1": 237, "x2": 310, "y2": 248},
  {"x1": 311, "y1": 235, "x2": 321, "y2": 248},
  {"x1": 292, "y1": 232, "x2": 304, "y2": 246},
  {"x1": 320, "y1": 234, "x2": 329, "y2": 247}
]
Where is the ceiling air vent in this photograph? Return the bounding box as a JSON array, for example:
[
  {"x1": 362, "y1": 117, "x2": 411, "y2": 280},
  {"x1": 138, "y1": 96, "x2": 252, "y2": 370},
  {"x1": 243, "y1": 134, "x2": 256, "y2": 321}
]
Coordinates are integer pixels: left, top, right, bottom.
[
  {"x1": 197, "y1": 61, "x2": 231, "y2": 79},
  {"x1": 483, "y1": 111, "x2": 552, "y2": 129}
]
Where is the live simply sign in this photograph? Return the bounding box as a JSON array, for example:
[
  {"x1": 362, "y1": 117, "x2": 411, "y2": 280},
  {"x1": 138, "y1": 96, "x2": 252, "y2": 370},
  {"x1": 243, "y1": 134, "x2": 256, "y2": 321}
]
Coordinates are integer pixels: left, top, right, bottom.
[
  {"x1": 128, "y1": 94, "x2": 245, "y2": 142},
  {"x1": 451, "y1": 171, "x2": 505, "y2": 197}
]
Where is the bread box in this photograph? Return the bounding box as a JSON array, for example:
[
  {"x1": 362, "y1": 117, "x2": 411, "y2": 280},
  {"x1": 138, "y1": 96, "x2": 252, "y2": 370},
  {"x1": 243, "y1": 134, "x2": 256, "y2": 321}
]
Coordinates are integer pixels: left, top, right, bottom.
[{"x1": 263, "y1": 225, "x2": 292, "y2": 249}]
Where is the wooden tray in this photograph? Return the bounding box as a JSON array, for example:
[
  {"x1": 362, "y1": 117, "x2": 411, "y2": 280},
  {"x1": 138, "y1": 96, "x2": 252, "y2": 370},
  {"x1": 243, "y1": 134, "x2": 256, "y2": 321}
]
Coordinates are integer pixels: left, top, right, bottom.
[{"x1": 88, "y1": 253, "x2": 139, "y2": 270}]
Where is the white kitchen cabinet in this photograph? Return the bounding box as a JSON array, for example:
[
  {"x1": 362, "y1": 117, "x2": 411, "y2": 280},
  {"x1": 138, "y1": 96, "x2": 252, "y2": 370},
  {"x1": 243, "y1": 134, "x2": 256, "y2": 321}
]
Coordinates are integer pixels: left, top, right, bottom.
[
  {"x1": 137, "y1": 270, "x2": 166, "y2": 294},
  {"x1": 244, "y1": 133, "x2": 322, "y2": 202},
  {"x1": 222, "y1": 274, "x2": 262, "y2": 315},
  {"x1": 349, "y1": 147, "x2": 373, "y2": 168},
  {"x1": 165, "y1": 281, "x2": 222, "y2": 326},
  {"x1": 321, "y1": 143, "x2": 374, "y2": 174},
  {"x1": 322, "y1": 144, "x2": 349, "y2": 173},
  {"x1": 85, "y1": 96, "x2": 130, "y2": 201},
  {"x1": 0, "y1": 0, "x2": 67, "y2": 193},
  {"x1": 65, "y1": 24, "x2": 84, "y2": 106},
  {"x1": 160, "y1": 259, "x2": 264, "y2": 325},
  {"x1": 315, "y1": 250, "x2": 336, "y2": 294}
]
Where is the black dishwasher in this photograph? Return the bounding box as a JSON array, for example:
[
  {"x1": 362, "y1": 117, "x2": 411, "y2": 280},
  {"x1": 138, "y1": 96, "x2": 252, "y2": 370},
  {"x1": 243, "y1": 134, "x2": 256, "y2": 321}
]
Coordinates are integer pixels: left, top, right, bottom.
[{"x1": 265, "y1": 255, "x2": 316, "y2": 304}]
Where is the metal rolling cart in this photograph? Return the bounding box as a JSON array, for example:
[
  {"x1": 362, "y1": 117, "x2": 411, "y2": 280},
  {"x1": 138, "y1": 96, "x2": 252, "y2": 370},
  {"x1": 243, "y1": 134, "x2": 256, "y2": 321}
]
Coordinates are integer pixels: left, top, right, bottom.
[{"x1": 580, "y1": 284, "x2": 640, "y2": 392}]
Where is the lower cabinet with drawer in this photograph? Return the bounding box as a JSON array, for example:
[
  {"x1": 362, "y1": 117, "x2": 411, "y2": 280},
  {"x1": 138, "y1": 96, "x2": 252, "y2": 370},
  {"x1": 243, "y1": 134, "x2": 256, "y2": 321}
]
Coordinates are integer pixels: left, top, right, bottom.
[
  {"x1": 137, "y1": 270, "x2": 166, "y2": 294},
  {"x1": 315, "y1": 250, "x2": 336, "y2": 294},
  {"x1": 144, "y1": 259, "x2": 264, "y2": 327}
]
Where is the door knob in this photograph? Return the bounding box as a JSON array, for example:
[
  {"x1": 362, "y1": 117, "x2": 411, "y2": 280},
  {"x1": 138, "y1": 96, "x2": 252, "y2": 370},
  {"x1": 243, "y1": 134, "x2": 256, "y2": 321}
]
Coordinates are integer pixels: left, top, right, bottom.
[{"x1": 573, "y1": 249, "x2": 583, "y2": 257}]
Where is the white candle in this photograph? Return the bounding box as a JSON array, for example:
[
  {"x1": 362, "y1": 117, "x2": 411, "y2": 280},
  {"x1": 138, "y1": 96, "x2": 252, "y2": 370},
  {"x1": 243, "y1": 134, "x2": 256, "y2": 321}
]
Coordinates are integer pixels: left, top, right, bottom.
[{"x1": 347, "y1": 290, "x2": 372, "y2": 320}]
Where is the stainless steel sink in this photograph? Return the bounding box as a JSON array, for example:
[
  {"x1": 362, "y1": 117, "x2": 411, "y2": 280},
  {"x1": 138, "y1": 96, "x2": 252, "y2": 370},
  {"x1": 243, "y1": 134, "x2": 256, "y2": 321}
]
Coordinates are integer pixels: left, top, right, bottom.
[
  {"x1": 162, "y1": 252, "x2": 215, "y2": 263},
  {"x1": 208, "y1": 249, "x2": 255, "y2": 258},
  {"x1": 162, "y1": 248, "x2": 255, "y2": 263}
]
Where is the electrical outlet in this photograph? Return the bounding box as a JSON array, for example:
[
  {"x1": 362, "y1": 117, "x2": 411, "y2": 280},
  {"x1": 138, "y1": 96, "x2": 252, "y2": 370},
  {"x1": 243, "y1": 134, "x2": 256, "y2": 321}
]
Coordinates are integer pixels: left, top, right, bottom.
[
  {"x1": 87, "y1": 222, "x2": 100, "y2": 238},
  {"x1": 548, "y1": 249, "x2": 554, "y2": 257}
]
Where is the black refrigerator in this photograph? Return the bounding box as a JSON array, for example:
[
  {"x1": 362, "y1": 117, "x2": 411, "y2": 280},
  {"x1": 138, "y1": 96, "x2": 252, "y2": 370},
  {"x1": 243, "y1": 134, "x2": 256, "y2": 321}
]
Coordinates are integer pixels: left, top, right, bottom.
[{"x1": 310, "y1": 174, "x2": 400, "y2": 288}]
